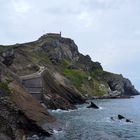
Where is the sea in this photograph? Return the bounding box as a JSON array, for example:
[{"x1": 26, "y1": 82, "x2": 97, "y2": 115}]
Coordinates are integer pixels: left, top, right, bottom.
[{"x1": 42, "y1": 95, "x2": 140, "y2": 140}]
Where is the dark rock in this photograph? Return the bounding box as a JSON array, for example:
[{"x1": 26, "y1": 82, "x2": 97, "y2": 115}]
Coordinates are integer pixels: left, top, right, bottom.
[
  {"x1": 111, "y1": 115, "x2": 133, "y2": 123},
  {"x1": 126, "y1": 119, "x2": 133, "y2": 123},
  {"x1": 1, "y1": 49, "x2": 14, "y2": 66},
  {"x1": 76, "y1": 54, "x2": 103, "y2": 71},
  {"x1": 0, "y1": 133, "x2": 12, "y2": 140},
  {"x1": 118, "y1": 114, "x2": 125, "y2": 120},
  {"x1": 110, "y1": 117, "x2": 115, "y2": 121},
  {"x1": 87, "y1": 102, "x2": 99, "y2": 109}
]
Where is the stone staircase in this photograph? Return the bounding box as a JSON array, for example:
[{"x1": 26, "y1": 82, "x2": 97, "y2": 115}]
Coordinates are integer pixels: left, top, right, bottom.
[{"x1": 20, "y1": 67, "x2": 46, "y2": 102}]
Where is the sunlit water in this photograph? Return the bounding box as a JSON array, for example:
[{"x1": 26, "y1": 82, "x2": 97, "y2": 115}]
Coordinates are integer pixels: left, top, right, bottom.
[{"x1": 43, "y1": 95, "x2": 140, "y2": 140}]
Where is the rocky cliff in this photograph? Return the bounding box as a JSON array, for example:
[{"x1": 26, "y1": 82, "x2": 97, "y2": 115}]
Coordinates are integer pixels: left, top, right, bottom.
[
  {"x1": 0, "y1": 33, "x2": 139, "y2": 139},
  {"x1": 0, "y1": 33, "x2": 139, "y2": 110},
  {"x1": 0, "y1": 63, "x2": 58, "y2": 140}
]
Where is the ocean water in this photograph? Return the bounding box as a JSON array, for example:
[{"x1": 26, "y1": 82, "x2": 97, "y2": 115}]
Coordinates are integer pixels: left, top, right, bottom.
[{"x1": 45, "y1": 95, "x2": 140, "y2": 140}]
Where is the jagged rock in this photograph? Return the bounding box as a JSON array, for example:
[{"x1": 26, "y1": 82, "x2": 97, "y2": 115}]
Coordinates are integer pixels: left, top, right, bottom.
[
  {"x1": 111, "y1": 115, "x2": 133, "y2": 123},
  {"x1": 1, "y1": 49, "x2": 14, "y2": 66},
  {"x1": 43, "y1": 94, "x2": 77, "y2": 110},
  {"x1": 126, "y1": 119, "x2": 133, "y2": 123},
  {"x1": 106, "y1": 73, "x2": 139, "y2": 96},
  {"x1": 40, "y1": 36, "x2": 79, "y2": 65},
  {"x1": 118, "y1": 115, "x2": 133, "y2": 123},
  {"x1": 118, "y1": 114, "x2": 125, "y2": 120},
  {"x1": 76, "y1": 54, "x2": 102, "y2": 71},
  {"x1": 42, "y1": 70, "x2": 85, "y2": 110},
  {"x1": 0, "y1": 96, "x2": 52, "y2": 140},
  {"x1": 87, "y1": 102, "x2": 99, "y2": 109}
]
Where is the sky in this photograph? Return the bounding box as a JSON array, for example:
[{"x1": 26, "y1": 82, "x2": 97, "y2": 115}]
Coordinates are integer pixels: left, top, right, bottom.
[{"x1": 0, "y1": 0, "x2": 140, "y2": 90}]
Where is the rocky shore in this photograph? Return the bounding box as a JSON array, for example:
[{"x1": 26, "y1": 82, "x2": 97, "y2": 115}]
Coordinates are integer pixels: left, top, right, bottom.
[{"x1": 0, "y1": 33, "x2": 139, "y2": 139}]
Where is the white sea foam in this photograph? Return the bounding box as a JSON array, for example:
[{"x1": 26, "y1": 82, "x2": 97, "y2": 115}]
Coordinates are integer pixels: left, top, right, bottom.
[
  {"x1": 102, "y1": 117, "x2": 113, "y2": 123},
  {"x1": 53, "y1": 129, "x2": 64, "y2": 136},
  {"x1": 53, "y1": 129, "x2": 60, "y2": 134},
  {"x1": 77, "y1": 106, "x2": 87, "y2": 110},
  {"x1": 51, "y1": 109, "x2": 74, "y2": 113},
  {"x1": 27, "y1": 135, "x2": 39, "y2": 140},
  {"x1": 99, "y1": 106, "x2": 104, "y2": 110}
]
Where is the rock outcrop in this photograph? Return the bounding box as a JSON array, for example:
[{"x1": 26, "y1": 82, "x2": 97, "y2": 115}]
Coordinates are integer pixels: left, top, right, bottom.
[
  {"x1": 103, "y1": 72, "x2": 139, "y2": 97},
  {"x1": 42, "y1": 70, "x2": 85, "y2": 110},
  {"x1": 111, "y1": 114, "x2": 133, "y2": 123},
  {"x1": 0, "y1": 63, "x2": 57, "y2": 140},
  {"x1": 87, "y1": 102, "x2": 99, "y2": 109},
  {"x1": 0, "y1": 48, "x2": 15, "y2": 66}
]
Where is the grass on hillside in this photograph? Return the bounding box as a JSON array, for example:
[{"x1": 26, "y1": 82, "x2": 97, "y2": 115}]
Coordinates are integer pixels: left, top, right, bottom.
[{"x1": 63, "y1": 68, "x2": 106, "y2": 97}]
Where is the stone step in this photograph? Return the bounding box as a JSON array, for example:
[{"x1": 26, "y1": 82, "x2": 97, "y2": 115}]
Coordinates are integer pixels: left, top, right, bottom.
[
  {"x1": 22, "y1": 77, "x2": 42, "y2": 87},
  {"x1": 30, "y1": 93, "x2": 43, "y2": 101},
  {"x1": 30, "y1": 92, "x2": 41, "y2": 94}
]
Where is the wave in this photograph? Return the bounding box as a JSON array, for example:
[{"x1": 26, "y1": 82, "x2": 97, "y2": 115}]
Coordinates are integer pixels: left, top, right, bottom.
[
  {"x1": 27, "y1": 135, "x2": 39, "y2": 140},
  {"x1": 50, "y1": 109, "x2": 75, "y2": 113},
  {"x1": 53, "y1": 129, "x2": 63, "y2": 134},
  {"x1": 99, "y1": 106, "x2": 104, "y2": 110},
  {"x1": 49, "y1": 105, "x2": 104, "y2": 114}
]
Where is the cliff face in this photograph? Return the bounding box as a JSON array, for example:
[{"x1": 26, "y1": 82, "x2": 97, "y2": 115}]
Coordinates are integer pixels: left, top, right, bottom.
[{"x1": 105, "y1": 72, "x2": 139, "y2": 96}]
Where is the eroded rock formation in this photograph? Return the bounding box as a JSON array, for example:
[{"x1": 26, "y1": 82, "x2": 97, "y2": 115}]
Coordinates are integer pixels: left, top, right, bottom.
[{"x1": 0, "y1": 63, "x2": 57, "y2": 140}]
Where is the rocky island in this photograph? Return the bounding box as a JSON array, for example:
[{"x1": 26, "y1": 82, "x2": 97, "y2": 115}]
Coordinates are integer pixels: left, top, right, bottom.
[{"x1": 0, "y1": 33, "x2": 139, "y2": 140}]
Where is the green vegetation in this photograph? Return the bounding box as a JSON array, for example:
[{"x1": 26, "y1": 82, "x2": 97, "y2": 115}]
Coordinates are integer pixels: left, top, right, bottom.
[
  {"x1": 0, "y1": 45, "x2": 15, "y2": 53},
  {"x1": 63, "y1": 69, "x2": 87, "y2": 89},
  {"x1": 62, "y1": 59, "x2": 70, "y2": 67},
  {"x1": 31, "y1": 52, "x2": 50, "y2": 64},
  {"x1": 63, "y1": 68, "x2": 106, "y2": 97},
  {"x1": 90, "y1": 68, "x2": 103, "y2": 79},
  {"x1": 92, "y1": 80, "x2": 106, "y2": 96},
  {"x1": 0, "y1": 46, "x2": 8, "y2": 53},
  {"x1": 0, "y1": 81, "x2": 11, "y2": 95}
]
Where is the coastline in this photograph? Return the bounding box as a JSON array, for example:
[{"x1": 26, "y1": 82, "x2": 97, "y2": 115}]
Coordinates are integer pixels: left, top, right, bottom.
[{"x1": 84, "y1": 95, "x2": 136, "y2": 100}]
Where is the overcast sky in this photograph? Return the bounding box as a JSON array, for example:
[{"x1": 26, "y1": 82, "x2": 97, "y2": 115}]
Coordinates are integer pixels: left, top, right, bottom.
[{"x1": 0, "y1": 0, "x2": 140, "y2": 90}]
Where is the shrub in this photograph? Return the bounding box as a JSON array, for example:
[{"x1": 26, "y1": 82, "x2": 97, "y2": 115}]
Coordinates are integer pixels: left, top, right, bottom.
[{"x1": 0, "y1": 81, "x2": 11, "y2": 95}]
